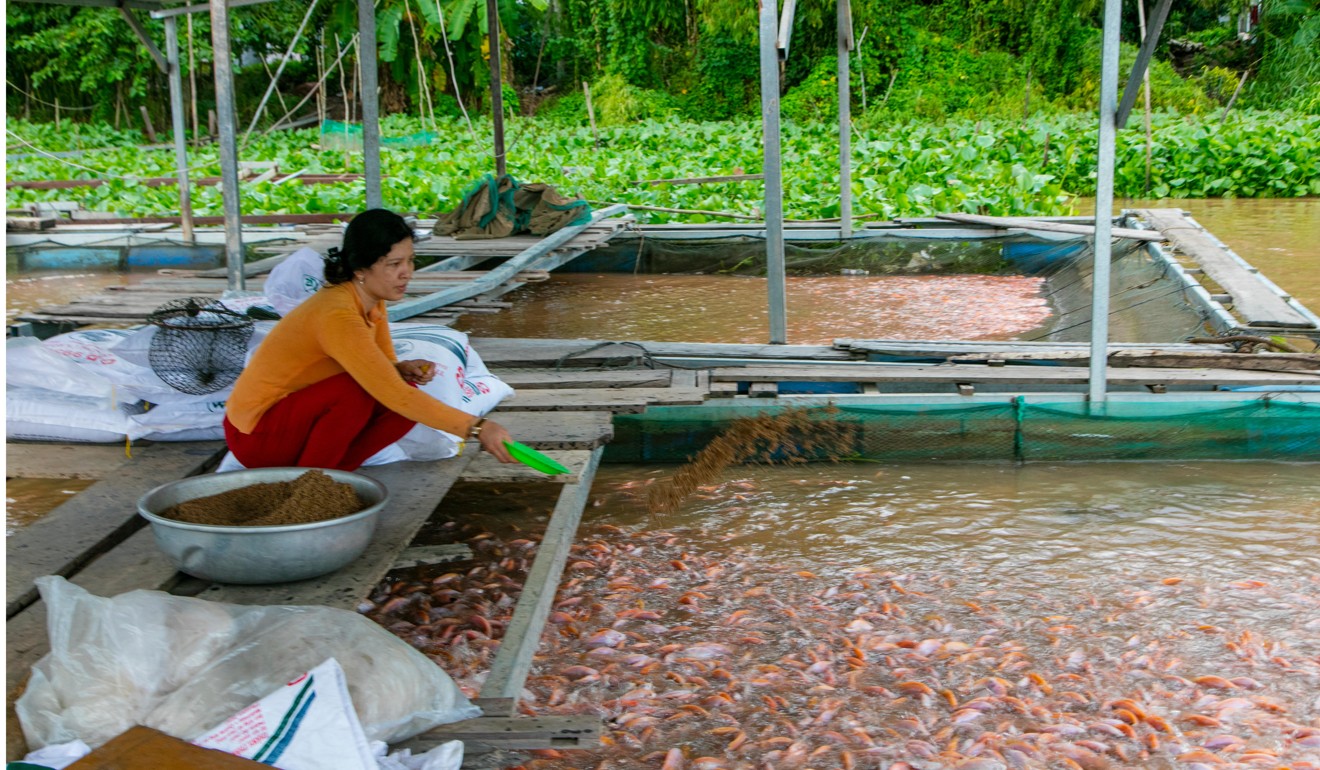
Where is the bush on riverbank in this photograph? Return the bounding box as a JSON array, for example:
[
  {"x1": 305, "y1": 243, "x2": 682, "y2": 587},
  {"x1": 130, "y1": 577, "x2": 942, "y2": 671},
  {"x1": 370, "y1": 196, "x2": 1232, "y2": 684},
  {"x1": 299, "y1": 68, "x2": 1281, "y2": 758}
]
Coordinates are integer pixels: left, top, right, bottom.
[{"x1": 6, "y1": 110, "x2": 1318, "y2": 222}]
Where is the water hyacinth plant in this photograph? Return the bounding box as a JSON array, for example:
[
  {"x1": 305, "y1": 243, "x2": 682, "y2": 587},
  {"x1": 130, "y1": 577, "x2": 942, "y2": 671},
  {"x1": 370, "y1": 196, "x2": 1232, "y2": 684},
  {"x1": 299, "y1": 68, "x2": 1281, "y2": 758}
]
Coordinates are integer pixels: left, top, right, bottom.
[{"x1": 6, "y1": 110, "x2": 1318, "y2": 222}]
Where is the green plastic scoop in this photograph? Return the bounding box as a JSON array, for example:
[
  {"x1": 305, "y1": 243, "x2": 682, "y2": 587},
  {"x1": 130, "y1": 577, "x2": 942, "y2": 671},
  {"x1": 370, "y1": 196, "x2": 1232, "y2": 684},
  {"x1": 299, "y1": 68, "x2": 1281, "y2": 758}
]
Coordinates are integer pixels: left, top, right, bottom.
[{"x1": 504, "y1": 441, "x2": 571, "y2": 475}]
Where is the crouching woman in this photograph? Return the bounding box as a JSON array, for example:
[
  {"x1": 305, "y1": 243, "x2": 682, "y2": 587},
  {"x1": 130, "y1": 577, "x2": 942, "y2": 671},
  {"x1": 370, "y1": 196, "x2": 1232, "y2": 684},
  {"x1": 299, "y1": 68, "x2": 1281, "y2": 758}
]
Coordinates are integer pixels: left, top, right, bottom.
[{"x1": 223, "y1": 208, "x2": 514, "y2": 470}]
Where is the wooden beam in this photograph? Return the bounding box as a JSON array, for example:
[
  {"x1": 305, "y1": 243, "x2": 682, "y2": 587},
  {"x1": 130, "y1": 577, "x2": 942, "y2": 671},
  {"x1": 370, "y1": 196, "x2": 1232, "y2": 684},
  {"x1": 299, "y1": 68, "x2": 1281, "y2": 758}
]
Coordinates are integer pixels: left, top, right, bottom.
[
  {"x1": 6, "y1": 441, "x2": 225, "y2": 619},
  {"x1": 480, "y1": 447, "x2": 603, "y2": 706},
  {"x1": 631, "y1": 173, "x2": 764, "y2": 187},
  {"x1": 404, "y1": 714, "x2": 601, "y2": 753},
  {"x1": 1135, "y1": 209, "x2": 1315, "y2": 329},
  {"x1": 936, "y1": 212, "x2": 1165, "y2": 241},
  {"x1": 709, "y1": 363, "x2": 1320, "y2": 387},
  {"x1": 460, "y1": 449, "x2": 590, "y2": 483},
  {"x1": 501, "y1": 387, "x2": 707, "y2": 413},
  {"x1": 492, "y1": 411, "x2": 614, "y2": 450}
]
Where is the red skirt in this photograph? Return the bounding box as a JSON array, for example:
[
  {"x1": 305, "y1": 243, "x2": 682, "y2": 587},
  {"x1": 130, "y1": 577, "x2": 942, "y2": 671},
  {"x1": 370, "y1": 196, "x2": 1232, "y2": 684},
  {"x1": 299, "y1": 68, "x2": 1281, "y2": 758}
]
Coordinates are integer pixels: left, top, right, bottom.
[{"x1": 224, "y1": 372, "x2": 416, "y2": 471}]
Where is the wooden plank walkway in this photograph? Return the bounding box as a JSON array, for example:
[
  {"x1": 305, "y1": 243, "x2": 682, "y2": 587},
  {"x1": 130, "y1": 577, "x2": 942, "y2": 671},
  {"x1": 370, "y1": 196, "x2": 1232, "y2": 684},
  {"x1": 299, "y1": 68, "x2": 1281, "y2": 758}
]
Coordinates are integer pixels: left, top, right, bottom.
[
  {"x1": 707, "y1": 362, "x2": 1320, "y2": 392},
  {"x1": 1135, "y1": 208, "x2": 1315, "y2": 330},
  {"x1": 15, "y1": 213, "x2": 633, "y2": 329}
]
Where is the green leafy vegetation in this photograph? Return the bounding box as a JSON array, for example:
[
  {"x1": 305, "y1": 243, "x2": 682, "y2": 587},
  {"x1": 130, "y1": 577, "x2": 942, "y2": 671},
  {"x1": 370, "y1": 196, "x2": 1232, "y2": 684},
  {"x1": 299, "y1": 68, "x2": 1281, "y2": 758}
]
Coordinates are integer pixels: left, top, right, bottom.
[{"x1": 8, "y1": 110, "x2": 1316, "y2": 222}]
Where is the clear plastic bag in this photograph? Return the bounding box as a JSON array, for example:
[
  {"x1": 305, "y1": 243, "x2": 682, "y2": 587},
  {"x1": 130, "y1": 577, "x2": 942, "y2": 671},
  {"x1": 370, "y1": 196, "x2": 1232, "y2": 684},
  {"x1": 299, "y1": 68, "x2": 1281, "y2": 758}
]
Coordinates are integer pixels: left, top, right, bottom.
[{"x1": 17, "y1": 576, "x2": 480, "y2": 751}]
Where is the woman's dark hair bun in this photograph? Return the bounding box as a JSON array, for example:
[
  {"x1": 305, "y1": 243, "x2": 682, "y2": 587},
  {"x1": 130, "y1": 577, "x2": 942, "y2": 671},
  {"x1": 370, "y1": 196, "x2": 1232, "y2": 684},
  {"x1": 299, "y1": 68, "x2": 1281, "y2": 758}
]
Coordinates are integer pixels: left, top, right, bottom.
[{"x1": 323, "y1": 209, "x2": 414, "y2": 285}]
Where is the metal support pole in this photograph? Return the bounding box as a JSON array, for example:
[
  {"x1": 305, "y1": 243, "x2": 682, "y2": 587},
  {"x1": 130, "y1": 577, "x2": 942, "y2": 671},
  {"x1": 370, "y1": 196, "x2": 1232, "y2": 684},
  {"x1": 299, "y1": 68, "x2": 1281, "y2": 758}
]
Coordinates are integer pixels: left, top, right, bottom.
[
  {"x1": 1116, "y1": 0, "x2": 1172, "y2": 128},
  {"x1": 1088, "y1": 0, "x2": 1122, "y2": 405},
  {"x1": 487, "y1": 0, "x2": 507, "y2": 177},
  {"x1": 357, "y1": 0, "x2": 383, "y2": 208},
  {"x1": 760, "y1": 0, "x2": 787, "y2": 344},
  {"x1": 837, "y1": 0, "x2": 852, "y2": 239},
  {"x1": 209, "y1": 0, "x2": 244, "y2": 290},
  {"x1": 164, "y1": 17, "x2": 194, "y2": 242}
]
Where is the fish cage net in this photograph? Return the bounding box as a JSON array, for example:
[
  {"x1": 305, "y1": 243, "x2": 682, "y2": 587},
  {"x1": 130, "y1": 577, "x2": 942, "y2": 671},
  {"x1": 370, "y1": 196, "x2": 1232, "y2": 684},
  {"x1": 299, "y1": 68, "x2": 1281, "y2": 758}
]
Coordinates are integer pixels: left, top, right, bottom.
[
  {"x1": 577, "y1": 232, "x2": 1211, "y2": 344},
  {"x1": 147, "y1": 297, "x2": 253, "y2": 395},
  {"x1": 319, "y1": 120, "x2": 437, "y2": 151},
  {"x1": 611, "y1": 400, "x2": 1320, "y2": 464}
]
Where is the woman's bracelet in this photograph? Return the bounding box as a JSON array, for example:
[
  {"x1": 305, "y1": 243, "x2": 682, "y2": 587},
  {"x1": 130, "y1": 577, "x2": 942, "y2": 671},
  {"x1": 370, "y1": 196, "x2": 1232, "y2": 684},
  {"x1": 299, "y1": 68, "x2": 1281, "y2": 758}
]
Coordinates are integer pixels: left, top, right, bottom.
[{"x1": 468, "y1": 417, "x2": 487, "y2": 439}]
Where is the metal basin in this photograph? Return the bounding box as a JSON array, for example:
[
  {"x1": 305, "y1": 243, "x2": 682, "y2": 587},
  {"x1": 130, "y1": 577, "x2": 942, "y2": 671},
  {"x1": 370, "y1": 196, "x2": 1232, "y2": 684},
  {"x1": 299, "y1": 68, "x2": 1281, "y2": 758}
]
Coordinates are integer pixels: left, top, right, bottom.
[{"x1": 137, "y1": 467, "x2": 388, "y2": 584}]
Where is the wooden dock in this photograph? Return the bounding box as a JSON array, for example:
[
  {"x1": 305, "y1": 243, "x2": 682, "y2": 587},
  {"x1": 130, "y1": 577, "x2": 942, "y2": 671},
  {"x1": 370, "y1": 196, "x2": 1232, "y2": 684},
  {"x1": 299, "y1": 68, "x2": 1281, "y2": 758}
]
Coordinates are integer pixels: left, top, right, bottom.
[
  {"x1": 14, "y1": 210, "x2": 633, "y2": 330},
  {"x1": 1133, "y1": 208, "x2": 1317, "y2": 333}
]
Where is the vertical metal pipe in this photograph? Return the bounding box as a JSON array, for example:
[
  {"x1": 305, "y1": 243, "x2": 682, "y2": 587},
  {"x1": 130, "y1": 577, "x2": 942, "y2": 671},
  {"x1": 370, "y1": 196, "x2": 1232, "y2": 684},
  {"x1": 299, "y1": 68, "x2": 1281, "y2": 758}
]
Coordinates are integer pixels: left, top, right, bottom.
[
  {"x1": 759, "y1": 0, "x2": 787, "y2": 344},
  {"x1": 209, "y1": 0, "x2": 244, "y2": 291},
  {"x1": 487, "y1": 0, "x2": 506, "y2": 176},
  {"x1": 837, "y1": 0, "x2": 852, "y2": 238},
  {"x1": 1088, "y1": 0, "x2": 1122, "y2": 405},
  {"x1": 164, "y1": 17, "x2": 194, "y2": 242},
  {"x1": 358, "y1": 0, "x2": 383, "y2": 208}
]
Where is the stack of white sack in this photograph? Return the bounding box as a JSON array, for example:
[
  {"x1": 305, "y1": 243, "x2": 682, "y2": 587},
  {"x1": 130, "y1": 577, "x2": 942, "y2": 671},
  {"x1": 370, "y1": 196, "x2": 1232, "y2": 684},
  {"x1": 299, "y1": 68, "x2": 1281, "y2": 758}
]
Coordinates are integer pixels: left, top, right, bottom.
[
  {"x1": 5, "y1": 322, "x2": 274, "y2": 444},
  {"x1": 5, "y1": 249, "x2": 514, "y2": 464}
]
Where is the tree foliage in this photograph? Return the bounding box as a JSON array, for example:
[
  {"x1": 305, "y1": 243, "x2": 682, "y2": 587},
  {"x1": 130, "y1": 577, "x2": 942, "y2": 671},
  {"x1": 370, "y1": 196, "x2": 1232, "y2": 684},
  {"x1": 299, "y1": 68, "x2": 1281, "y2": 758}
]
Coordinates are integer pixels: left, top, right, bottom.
[{"x1": 5, "y1": 0, "x2": 1318, "y2": 129}]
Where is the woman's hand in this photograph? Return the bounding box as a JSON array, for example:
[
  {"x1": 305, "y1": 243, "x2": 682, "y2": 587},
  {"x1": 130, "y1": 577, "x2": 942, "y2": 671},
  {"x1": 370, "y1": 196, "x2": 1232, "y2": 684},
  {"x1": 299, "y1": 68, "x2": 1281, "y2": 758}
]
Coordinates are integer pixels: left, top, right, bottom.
[
  {"x1": 476, "y1": 419, "x2": 515, "y2": 463},
  {"x1": 395, "y1": 359, "x2": 436, "y2": 385}
]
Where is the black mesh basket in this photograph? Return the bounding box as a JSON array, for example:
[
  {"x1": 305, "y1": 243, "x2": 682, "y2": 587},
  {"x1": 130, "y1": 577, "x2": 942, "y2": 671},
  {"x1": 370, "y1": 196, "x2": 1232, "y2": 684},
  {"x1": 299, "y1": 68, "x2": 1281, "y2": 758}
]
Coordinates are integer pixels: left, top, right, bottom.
[{"x1": 147, "y1": 297, "x2": 254, "y2": 396}]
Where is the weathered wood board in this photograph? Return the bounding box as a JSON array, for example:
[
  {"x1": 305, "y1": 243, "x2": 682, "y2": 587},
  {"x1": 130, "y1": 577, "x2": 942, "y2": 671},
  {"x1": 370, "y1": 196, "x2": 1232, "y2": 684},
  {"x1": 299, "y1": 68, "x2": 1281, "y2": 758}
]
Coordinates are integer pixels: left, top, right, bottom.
[
  {"x1": 461, "y1": 449, "x2": 591, "y2": 484},
  {"x1": 492, "y1": 411, "x2": 614, "y2": 450},
  {"x1": 493, "y1": 369, "x2": 674, "y2": 389},
  {"x1": 6, "y1": 441, "x2": 226, "y2": 619},
  {"x1": 1135, "y1": 209, "x2": 1314, "y2": 329},
  {"x1": 709, "y1": 363, "x2": 1320, "y2": 387},
  {"x1": 501, "y1": 387, "x2": 706, "y2": 413}
]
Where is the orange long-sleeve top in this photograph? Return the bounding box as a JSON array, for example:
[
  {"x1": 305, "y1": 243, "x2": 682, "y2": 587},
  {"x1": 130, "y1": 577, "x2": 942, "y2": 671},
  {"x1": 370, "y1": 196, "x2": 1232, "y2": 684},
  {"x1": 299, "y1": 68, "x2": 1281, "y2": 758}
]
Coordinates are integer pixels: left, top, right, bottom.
[{"x1": 225, "y1": 281, "x2": 478, "y2": 437}]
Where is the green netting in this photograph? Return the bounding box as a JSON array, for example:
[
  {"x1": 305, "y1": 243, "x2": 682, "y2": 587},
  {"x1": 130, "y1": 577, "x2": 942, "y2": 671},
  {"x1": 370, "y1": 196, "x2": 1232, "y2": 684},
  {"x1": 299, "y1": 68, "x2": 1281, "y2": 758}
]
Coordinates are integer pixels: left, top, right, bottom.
[
  {"x1": 319, "y1": 120, "x2": 437, "y2": 150},
  {"x1": 609, "y1": 399, "x2": 1320, "y2": 463}
]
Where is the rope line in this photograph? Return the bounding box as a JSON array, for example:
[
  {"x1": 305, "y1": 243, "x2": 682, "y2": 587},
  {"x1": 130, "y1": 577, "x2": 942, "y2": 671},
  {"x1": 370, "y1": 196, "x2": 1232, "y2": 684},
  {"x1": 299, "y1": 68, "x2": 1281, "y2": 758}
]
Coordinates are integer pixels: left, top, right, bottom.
[
  {"x1": 6, "y1": 80, "x2": 98, "y2": 111},
  {"x1": 7, "y1": 128, "x2": 216, "y2": 182}
]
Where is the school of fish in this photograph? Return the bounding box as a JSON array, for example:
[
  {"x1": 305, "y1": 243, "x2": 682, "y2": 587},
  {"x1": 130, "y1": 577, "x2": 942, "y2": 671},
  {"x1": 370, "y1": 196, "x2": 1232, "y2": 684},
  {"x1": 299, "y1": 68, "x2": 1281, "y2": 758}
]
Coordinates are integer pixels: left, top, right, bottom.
[{"x1": 360, "y1": 476, "x2": 1320, "y2": 770}]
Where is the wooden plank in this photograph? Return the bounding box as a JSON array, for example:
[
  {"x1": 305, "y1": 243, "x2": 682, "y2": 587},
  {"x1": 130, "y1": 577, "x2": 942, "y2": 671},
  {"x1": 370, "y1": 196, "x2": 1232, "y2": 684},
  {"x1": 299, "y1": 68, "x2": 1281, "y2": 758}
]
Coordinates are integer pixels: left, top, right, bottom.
[
  {"x1": 493, "y1": 411, "x2": 614, "y2": 450},
  {"x1": 1136, "y1": 209, "x2": 1314, "y2": 329},
  {"x1": 501, "y1": 387, "x2": 706, "y2": 413},
  {"x1": 481, "y1": 447, "x2": 603, "y2": 705},
  {"x1": 404, "y1": 715, "x2": 601, "y2": 753},
  {"x1": 944, "y1": 349, "x2": 1320, "y2": 372},
  {"x1": 632, "y1": 173, "x2": 764, "y2": 187},
  {"x1": 7, "y1": 216, "x2": 57, "y2": 231},
  {"x1": 460, "y1": 450, "x2": 590, "y2": 484},
  {"x1": 836, "y1": 339, "x2": 1227, "y2": 354},
  {"x1": 6, "y1": 443, "x2": 136, "y2": 480},
  {"x1": 493, "y1": 369, "x2": 674, "y2": 389},
  {"x1": 195, "y1": 453, "x2": 475, "y2": 609},
  {"x1": 390, "y1": 544, "x2": 474, "y2": 570},
  {"x1": 709, "y1": 363, "x2": 1320, "y2": 387},
  {"x1": 472, "y1": 338, "x2": 854, "y2": 367},
  {"x1": 935, "y1": 212, "x2": 1165, "y2": 242},
  {"x1": 6, "y1": 441, "x2": 225, "y2": 619}
]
